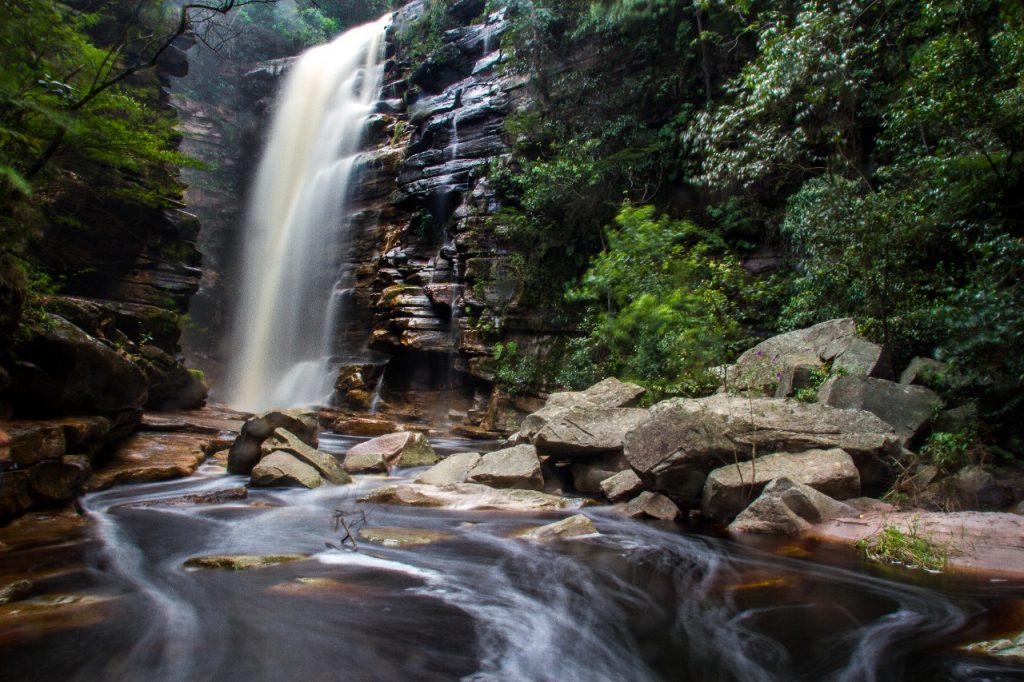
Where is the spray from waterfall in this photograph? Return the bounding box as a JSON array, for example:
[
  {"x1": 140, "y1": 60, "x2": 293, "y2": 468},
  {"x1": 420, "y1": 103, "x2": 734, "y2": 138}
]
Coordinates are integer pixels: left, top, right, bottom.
[{"x1": 224, "y1": 14, "x2": 391, "y2": 412}]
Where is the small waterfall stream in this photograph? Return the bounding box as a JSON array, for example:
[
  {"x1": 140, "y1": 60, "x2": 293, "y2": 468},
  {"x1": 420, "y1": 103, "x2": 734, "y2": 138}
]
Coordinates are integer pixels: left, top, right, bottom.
[{"x1": 224, "y1": 15, "x2": 391, "y2": 412}]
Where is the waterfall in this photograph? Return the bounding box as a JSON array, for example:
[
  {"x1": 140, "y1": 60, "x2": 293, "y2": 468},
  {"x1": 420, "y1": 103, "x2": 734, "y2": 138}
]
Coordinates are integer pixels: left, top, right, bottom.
[{"x1": 224, "y1": 15, "x2": 391, "y2": 413}]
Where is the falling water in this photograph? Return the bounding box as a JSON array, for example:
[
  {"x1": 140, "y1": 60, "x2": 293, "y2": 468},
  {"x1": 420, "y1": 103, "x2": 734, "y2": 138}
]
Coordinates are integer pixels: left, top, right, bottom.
[{"x1": 224, "y1": 15, "x2": 391, "y2": 412}]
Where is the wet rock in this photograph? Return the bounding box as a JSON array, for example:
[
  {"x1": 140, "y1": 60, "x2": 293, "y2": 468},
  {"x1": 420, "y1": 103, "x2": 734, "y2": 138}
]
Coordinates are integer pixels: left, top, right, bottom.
[
  {"x1": 359, "y1": 483, "x2": 582, "y2": 511},
  {"x1": 227, "y1": 408, "x2": 319, "y2": 475},
  {"x1": 0, "y1": 471, "x2": 34, "y2": 519},
  {"x1": 251, "y1": 452, "x2": 323, "y2": 489},
  {"x1": 0, "y1": 580, "x2": 33, "y2": 605},
  {"x1": 29, "y1": 456, "x2": 91, "y2": 503},
  {"x1": 533, "y1": 407, "x2": 650, "y2": 457},
  {"x1": 964, "y1": 631, "x2": 1024, "y2": 661},
  {"x1": 264, "y1": 429, "x2": 350, "y2": 485},
  {"x1": 344, "y1": 431, "x2": 437, "y2": 473},
  {"x1": 702, "y1": 449, "x2": 860, "y2": 523},
  {"x1": 518, "y1": 514, "x2": 598, "y2": 542},
  {"x1": 183, "y1": 554, "x2": 309, "y2": 570},
  {"x1": 330, "y1": 415, "x2": 403, "y2": 437},
  {"x1": 818, "y1": 375, "x2": 942, "y2": 446},
  {"x1": 729, "y1": 477, "x2": 856, "y2": 535},
  {"x1": 118, "y1": 487, "x2": 248, "y2": 508},
  {"x1": 623, "y1": 491, "x2": 682, "y2": 521},
  {"x1": 415, "y1": 451, "x2": 481, "y2": 485},
  {"x1": 1, "y1": 422, "x2": 68, "y2": 466},
  {"x1": 358, "y1": 526, "x2": 453, "y2": 546},
  {"x1": 84, "y1": 432, "x2": 209, "y2": 492},
  {"x1": 600, "y1": 469, "x2": 645, "y2": 502},
  {"x1": 810, "y1": 510, "x2": 1024, "y2": 579},
  {"x1": 0, "y1": 594, "x2": 114, "y2": 645},
  {"x1": 467, "y1": 444, "x2": 543, "y2": 490}
]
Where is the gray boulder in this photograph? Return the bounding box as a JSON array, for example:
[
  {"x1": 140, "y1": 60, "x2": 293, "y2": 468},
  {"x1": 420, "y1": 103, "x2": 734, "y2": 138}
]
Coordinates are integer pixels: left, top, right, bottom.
[
  {"x1": 570, "y1": 452, "x2": 630, "y2": 493},
  {"x1": 623, "y1": 491, "x2": 682, "y2": 521},
  {"x1": 533, "y1": 406, "x2": 650, "y2": 457},
  {"x1": 264, "y1": 429, "x2": 350, "y2": 485},
  {"x1": 467, "y1": 444, "x2": 544, "y2": 490},
  {"x1": 515, "y1": 378, "x2": 645, "y2": 443},
  {"x1": 251, "y1": 452, "x2": 323, "y2": 489},
  {"x1": 728, "y1": 477, "x2": 856, "y2": 534},
  {"x1": 701, "y1": 448, "x2": 860, "y2": 523},
  {"x1": 415, "y1": 451, "x2": 481, "y2": 485},
  {"x1": 818, "y1": 375, "x2": 942, "y2": 446},
  {"x1": 625, "y1": 394, "x2": 900, "y2": 506},
  {"x1": 731, "y1": 318, "x2": 890, "y2": 393},
  {"x1": 344, "y1": 431, "x2": 438, "y2": 474},
  {"x1": 899, "y1": 357, "x2": 949, "y2": 387},
  {"x1": 600, "y1": 470, "x2": 645, "y2": 502}
]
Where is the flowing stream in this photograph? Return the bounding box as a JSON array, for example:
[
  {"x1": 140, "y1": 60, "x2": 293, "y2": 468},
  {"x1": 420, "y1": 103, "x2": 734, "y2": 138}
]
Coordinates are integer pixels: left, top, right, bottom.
[
  {"x1": 2, "y1": 434, "x2": 1022, "y2": 681},
  {"x1": 224, "y1": 16, "x2": 391, "y2": 412}
]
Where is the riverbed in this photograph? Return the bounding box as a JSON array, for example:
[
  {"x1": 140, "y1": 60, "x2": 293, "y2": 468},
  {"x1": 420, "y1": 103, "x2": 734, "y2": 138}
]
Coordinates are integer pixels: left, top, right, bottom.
[{"x1": 1, "y1": 434, "x2": 1022, "y2": 681}]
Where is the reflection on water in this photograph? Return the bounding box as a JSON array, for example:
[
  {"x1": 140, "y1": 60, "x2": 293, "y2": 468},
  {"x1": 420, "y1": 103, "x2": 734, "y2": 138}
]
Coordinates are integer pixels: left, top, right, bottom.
[{"x1": 1, "y1": 437, "x2": 1023, "y2": 681}]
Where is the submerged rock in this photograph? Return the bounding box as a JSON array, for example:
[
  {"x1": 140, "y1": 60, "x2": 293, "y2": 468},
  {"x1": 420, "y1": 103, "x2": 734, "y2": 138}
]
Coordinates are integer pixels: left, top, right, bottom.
[
  {"x1": 183, "y1": 554, "x2": 309, "y2": 570},
  {"x1": 518, "y1": 514, "x2": 598, "y2": 542},
  {"x1": 251, "y1": 452, "x2": 323, "y2": 489},
  {"x1": 359, "y1": 483, "x2": 583, "y2": 511},
  {"x1": 466, "y1": 444, "x2": 543, "y2": 490},
  {"x1": 728, "y1": 477, "x2": 856, "y2": 535},
  {"x1": 702, "y1": 449, "x2": 860, "y2": 523},
  {"x1": 415, "y1": 451, "x2": 481, "y2": 485},
  {"x1": 0, "y1": 580, "x2": 33, "y2": 605},
  {"x1": 358, "y1": 526, "x2": 453, "y2": 546}
]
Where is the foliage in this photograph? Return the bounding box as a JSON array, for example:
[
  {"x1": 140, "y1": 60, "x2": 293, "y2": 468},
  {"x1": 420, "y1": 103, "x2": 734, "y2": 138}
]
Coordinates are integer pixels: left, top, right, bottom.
[
  {"x1": 491, "y1": 341, "x2": 544, "y2": 395},
  {"x1": 857, "y1": 522, "x2": 950, "y2": 572},
  {"x1": 562, "y1": 204, "x2": 760, "y2": 397},
  {"x1": 919, "y1": 431, "x2": 978, "y2": 474}
]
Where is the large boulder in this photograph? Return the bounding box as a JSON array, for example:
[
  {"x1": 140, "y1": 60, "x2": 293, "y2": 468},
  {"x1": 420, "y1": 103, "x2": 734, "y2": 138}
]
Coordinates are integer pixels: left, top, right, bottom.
[
  {"x1": 251, "y1": 452, "x2": 323, "y2": 489},
  {"x1": 344, "y1": 431, "x2": 437, "y2": 474},
  {"x1": 227, "y1": 408, "x2": 319, "y2": 475},
  {"x1": 728, "y1": 477, "x2": 856, "y2": 534},
  {"x1": 817, "y1": 375, "x2": 943, "y2": 446},
  {"x1": 625, "y1": 394, "x2": 900, "y2": 506},
  {"x1": 730, "y1": 319, "x2": 890, "y2": 395},
  {"x1": 415, "y1": 451, "x2": 482, "y2": 485},
  {"x1": 359, "y1": 483, "x2": 583, "y2": 511},
  {"x1": 4, "y1": 314, "x2": 148, "y2": 416},
  {"x1": 264, "y1": 429, "x2": 350, "y2": 485},
  {"x1": 533, "y1": 407, "x2": 650, "y2": 457},
  {"x1": 701, "y1": 448, "x2": 860, "y2": 523},
  {"x1": 467, "y1": 444, "x2": 543, "y2": 490},
  {"x1": 515, "y1": 378, "x2": 645, "y2": 443}
]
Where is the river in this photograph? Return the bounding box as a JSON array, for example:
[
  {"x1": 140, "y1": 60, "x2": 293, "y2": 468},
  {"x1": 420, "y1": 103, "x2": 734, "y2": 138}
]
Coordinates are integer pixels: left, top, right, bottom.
[{"x1": 1, "y1": 434, "x2": 1022, "y2": 681}]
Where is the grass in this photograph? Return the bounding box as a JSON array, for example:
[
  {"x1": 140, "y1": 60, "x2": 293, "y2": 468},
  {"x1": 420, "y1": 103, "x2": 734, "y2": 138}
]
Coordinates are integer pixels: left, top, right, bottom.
[{"x1": 856, "y1": 521, "x2": 950, "y2": 572}]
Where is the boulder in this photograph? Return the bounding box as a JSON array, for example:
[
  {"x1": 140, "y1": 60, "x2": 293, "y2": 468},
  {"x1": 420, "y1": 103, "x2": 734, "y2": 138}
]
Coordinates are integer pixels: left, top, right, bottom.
[
  {"x1": 728, "y1": 477, "x2": 856, "y2": 534},
  {"x1": 701, "y1": 449, "x2": 860, "y2": 523},
  {"x1": 467, "y1": 444, "x2": 543, "y2": 490},
  {"x1": 600, "y1": 470, "x2": 645, "y2": 502},
  {"x1": 264, "y1": 429, "x2": 350, "y2": 485},
  {"x1": 251, "y1": 452, "x2": 323, "y2": 489},
  {"x1": 731, "y1": 319, "x2": 890, "y2": 392},
  {"x1": 625, "y1": 395, "x2": 899, "y2": 506},
  {"x1": 519, "y1": 514, "x2": 598, "y2": 542},
  {"x1": 415, "y1": 451, "x2": 481, "y2": 485},
  {"x1": 899, "y1": 357, "x2": 949, "y2": 388},
  {"x1": 533, "y1": 407, "x2": 650, "y2": 457},
  {"x1": 4, "y1": 314, "x2": 148, "y2": 416},
  {"x1": 358, "y1": 526, "x2": 452, "y2": 547},
  {"x1": 817, "y1": 375, "x2": 942, "y2": 446},
  {"x1": 555, "y1": 378, "x2": 646, "y2": 409},
  {"x1": 623, "y1": 491, "x2": 682, "y2": 521},
  {"x1": 344, "y1": 431, "x2": 438, "y2": 474},
  {"x1": 84, "y1": 431, "x2": 208, "y2": 492},
  {"x1": 359, "y1": 483, "x2": 583, "y2": 511},
  {"x1": 227, "y1": 408, "x2": 319, "y2": 475},
  {"x1": 932, "y1": 403, "x2": 978, "y2": 434}
]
